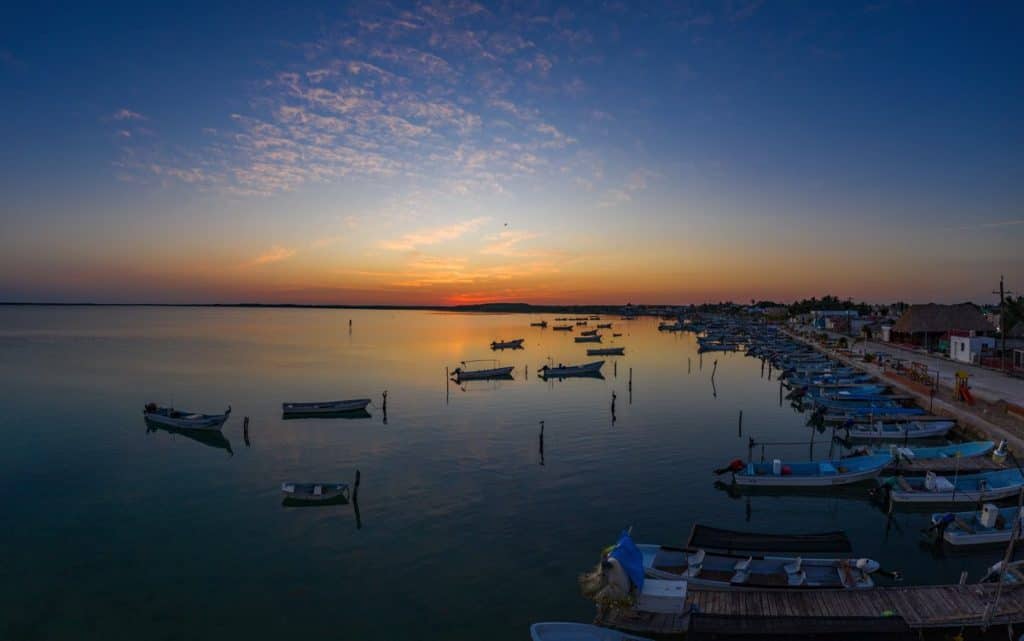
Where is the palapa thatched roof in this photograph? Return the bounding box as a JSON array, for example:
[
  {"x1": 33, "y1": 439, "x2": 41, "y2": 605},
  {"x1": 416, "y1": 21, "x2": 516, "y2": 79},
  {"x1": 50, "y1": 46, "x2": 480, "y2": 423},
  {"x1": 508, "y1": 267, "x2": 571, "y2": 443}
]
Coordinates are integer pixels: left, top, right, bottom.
[{"x1": 891, "y1": 303, "x2": 994, "y2": 334}]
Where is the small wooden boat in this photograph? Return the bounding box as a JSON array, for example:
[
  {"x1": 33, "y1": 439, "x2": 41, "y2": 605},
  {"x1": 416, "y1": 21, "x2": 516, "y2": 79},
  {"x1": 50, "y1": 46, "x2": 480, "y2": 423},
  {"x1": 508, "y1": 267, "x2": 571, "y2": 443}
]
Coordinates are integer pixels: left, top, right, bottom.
[
  {"x1": 576, "y1": 321, "x2": 588, "y2": 326},
  {"x1": 930, "y1": 504, "x2": 1024, "y2": 546},
  {"x1": 530, "y1": 622, "x2": 653, "y2": 641},
  {"x1": 596, "y1": 323, "x2": 612, "y2": 329},
  {"x1": 282, "y1": 398, "x2": 370, "y2": 416},
  {"x1": 612, "y1": 333, "x2": 622, "y2": 337},
  {"x1": 580, "y1": 329, "x2": 598, "y2": 336},
  {"x1": 452, "y1": 363, "x2": 515, "y2": 380},
  {"x1": 552, "y1": 324, "x2": 574, "y2": 331},
  {"x1": 588, "y1": 347, "x2": 625, "y2": 356},
  {"x1": 842, "y1": 420, "x2": 955, "y2": 440},
  {"x1": 658, "y1": 321, "x2": 682, "y2": 331},
  {"x1": 727, "y1": 454, "x2": 891, "y2": 487},
  {"x1": 280, "y1": 482, "x2": 350, "y2": 505},
  {"x1": 539, "y1": 361, "x2": 604, "y2": 378},
  {"x1": 574, "y1": 335, "x2": 601, "y2": 343},
  {"x1": 143, "y1": 403, "x2": 231, "y2": 431},
  {"x1": 491, "y1": 338, "x2": 525, "y2": 349},
  {"x1": 879, "y1": 469, "x2": 1024, "y2": 504},
  {"x1": 530, "y1": 321, "x2": 548, "y2": 328},
  {"x1": 640, "y1": 544, "x2": 879, "y2": 590}
]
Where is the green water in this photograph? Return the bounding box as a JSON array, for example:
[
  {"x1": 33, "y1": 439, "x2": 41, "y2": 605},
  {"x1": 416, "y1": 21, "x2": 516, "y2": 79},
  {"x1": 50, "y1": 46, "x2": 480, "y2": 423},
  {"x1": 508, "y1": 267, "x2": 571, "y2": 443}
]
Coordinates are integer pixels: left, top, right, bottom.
[{"x1": 0, "y1": 307, "x2": 1003, "y2": 640}]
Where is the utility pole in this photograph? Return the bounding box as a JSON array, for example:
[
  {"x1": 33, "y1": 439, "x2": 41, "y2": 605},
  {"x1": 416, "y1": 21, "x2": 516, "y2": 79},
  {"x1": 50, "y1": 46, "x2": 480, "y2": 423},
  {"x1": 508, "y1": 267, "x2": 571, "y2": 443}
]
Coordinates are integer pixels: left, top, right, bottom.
[{"x1": 993, "y1": 276, "x2": 1014, "y2": 372}]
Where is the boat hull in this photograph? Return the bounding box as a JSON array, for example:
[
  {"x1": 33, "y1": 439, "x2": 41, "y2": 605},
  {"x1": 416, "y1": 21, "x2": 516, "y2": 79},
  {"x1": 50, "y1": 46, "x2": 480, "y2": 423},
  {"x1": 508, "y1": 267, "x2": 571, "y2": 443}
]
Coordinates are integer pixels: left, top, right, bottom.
[
  {"x1": 281, "y1": 398, "x2": 371, "y2": 415},
  {"x1": 143, "y1": 411, "x2": 229, "y2": 431}
]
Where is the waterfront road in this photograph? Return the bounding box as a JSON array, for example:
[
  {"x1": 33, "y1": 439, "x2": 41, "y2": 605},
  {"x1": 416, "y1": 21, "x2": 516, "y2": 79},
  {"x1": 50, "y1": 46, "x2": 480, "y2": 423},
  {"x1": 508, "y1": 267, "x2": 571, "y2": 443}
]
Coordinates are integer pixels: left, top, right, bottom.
[{"x1": 854, "y1": 339, "x2": 1024, "y2": 407}]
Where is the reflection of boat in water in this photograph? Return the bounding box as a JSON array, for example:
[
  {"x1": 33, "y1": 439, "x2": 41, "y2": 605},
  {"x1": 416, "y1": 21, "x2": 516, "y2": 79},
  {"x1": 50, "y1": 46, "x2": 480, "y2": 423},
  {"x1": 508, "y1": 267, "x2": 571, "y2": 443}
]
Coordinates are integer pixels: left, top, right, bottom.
[
  {"x1": 143, "y1": 403, "x2": 230, "y2": 430},
  {"x1": 281, "y1": 482, "x2": 350, "y2": 506},
  {"x1": 282, "y1": 398, "x2": 370, "y2": 417},
  {"x1": 281, "y1": 408, "x2": 372, "y2": 420},
  {"x1": 146, "y1": 420, "x2": 233, "y2": 454}
]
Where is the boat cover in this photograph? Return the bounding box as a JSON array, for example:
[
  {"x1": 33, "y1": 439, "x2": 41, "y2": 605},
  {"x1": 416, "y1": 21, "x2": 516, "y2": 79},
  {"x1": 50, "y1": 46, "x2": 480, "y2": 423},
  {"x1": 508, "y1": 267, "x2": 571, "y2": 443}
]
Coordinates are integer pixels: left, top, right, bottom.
[
  {"x1": 609, "y1": 530, "x2": 645, "y2": 591},
  {"x1": 686, "y1": 524, "x2": 852, "y2": 554}
]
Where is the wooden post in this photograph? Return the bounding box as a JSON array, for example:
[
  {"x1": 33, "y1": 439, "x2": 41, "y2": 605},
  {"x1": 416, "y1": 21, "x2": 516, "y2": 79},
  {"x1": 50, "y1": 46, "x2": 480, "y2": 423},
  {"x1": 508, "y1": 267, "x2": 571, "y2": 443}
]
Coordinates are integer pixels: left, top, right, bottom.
[{"x1": 738, "y1": 410, "x2": 743, "y2": 437}]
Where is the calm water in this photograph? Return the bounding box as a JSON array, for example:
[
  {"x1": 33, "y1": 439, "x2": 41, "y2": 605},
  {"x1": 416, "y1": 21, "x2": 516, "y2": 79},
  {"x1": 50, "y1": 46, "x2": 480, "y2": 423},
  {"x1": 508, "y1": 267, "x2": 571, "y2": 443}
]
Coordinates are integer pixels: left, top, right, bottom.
[{"x1": 0, "y1": 307, "x2": 1003, "y2": 640}]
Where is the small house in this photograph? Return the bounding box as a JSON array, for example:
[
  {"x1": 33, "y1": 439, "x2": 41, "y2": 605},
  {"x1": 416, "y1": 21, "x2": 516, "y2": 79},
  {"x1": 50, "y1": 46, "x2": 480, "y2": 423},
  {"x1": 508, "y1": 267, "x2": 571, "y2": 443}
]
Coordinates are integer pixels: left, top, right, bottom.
[{"x1": 949, "y1": 331, "x2": 995, "y2": 364}]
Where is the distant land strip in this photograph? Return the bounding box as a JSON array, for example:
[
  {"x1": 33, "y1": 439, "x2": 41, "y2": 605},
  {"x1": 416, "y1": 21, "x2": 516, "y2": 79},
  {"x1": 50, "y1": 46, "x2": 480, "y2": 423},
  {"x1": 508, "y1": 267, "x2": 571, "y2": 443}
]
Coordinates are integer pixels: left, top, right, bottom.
[{"x1": 0, "y1": 302, "x2": 642, "y2": 314}]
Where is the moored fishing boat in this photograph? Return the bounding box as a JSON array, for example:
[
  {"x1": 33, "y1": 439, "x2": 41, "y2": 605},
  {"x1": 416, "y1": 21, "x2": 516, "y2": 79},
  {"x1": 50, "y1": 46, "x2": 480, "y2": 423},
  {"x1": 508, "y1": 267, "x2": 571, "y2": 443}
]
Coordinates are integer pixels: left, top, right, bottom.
[
  {"x1": 881, "y1": 441, "x2": 995, "y2": 461},
  {"x1": 580, "y1": 329, "x2": 598, "y2": 336},
  {"x1": 281, "y1": 398, "x2": 370, "y2": 416},
  {"x1": 930, "y1": 504, "x2": 1024, "y2": 546},
  {"x1": 530, "y1": 622, "x2": 653, "y2": 641},
  {"x1": 575, "y1": 335, "x2": 601, "y2": 343},
  {"x1": 719, "y1": 454, "x2": 891, "y2": 487},
  {"x1": 530, "y1": 320, "x2": 548, "y2": 328},
  {"x1": 491, "y1": 338, "x2": 525, "y2": 349},
  {"x1": 878, "y1": 468, "x2": 1024, "y2": 504},
  {"x1": 142, "y1": 403, "x2": 231, "y2": 431},
  {"x1": 280, "y1": 482, "x2": 350, "y2": 505},
  {"x1": 841, "y1": 420, "x2": 955, "y2": 441},
  {"x1": 639, "y1": 543, "x2": 879, "y2": 590},
  {"x1": 596, "y1": 323, "x2": 612, "y2": 329},
  {"x1": 587, "y1": 347, "x2": 625, "y2": 356},
  {"x1": 539, "y1": 361, "x2": 604, "y2": 378},
  {"x1": 451, "y1": 361, "x2": 515, "y2": 380},
  {"x1": 582, "y1": 531, "x2": 880, "y2": 598},
  {"x1": 553, "y1": 324, "x2": 574, "y2": 331}
]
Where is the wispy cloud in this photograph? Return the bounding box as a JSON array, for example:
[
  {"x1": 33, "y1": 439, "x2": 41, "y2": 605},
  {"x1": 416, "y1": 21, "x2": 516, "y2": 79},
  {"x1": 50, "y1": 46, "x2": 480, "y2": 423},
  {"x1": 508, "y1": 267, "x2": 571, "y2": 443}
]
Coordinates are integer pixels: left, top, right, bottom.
[
  {"x1": 943, "y1": 219, "x2": 1024, "y2": 232},
  {"x1": 480, "y1": 229, "x2": 541, "y2": 256},
  {"x1": 597, "y1": 168, "x2": 658, "y2": 207},
  {"x1": 380, "y1": 216, "x2": 491, "y2": 251},
  {"x1": 251, "y1": 246, "x2": 296, "y2": 265},
  {"x1": 110, "y1": 2, "x2": 595, "y2": 199},
  {"x1": 112, "y1": 108, "x2": 147, "y2": 121}
]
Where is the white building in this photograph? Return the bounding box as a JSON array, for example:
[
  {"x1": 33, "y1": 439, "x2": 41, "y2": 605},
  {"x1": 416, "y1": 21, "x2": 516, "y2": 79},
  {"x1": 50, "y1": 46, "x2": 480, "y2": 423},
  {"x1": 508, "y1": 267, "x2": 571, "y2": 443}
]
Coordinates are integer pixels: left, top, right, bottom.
[
  {"x1": 880, "y1": 324, "x2": 893, "y2": 342},
  {"x1": 949, "y1": 332, "x2": 995, "y2": 364}
]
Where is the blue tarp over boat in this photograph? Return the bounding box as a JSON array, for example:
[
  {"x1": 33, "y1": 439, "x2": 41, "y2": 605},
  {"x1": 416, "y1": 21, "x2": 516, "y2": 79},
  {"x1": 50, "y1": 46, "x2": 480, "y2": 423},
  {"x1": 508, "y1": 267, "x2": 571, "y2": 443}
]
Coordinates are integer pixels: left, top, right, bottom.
[{"x1": 609, "y1": 530, "x2": 645, "y2": 590}]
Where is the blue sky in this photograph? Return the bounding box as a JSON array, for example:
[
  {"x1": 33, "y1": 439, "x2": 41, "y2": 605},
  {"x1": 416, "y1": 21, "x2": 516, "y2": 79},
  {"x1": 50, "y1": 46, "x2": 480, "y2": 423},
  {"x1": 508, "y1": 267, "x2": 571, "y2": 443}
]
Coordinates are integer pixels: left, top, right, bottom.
[{"x1": 1, "y1": 1, "x2": 1022, "y2": 304}]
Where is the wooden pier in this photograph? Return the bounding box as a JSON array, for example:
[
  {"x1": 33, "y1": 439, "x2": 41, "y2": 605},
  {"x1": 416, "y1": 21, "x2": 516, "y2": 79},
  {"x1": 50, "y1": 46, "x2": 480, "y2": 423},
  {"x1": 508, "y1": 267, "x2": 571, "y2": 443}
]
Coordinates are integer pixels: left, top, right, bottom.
[{"x1": 595, "y1": 583, "x2": 1024, "y2": 636}]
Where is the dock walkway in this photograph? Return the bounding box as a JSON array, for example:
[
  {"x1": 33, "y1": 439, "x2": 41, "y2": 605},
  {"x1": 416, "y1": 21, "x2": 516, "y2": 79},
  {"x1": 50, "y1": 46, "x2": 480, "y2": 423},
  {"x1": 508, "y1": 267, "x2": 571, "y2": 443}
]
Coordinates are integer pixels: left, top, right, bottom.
[{"x1": 596, "y1": 583, "x2": 1024, "y2": 636}]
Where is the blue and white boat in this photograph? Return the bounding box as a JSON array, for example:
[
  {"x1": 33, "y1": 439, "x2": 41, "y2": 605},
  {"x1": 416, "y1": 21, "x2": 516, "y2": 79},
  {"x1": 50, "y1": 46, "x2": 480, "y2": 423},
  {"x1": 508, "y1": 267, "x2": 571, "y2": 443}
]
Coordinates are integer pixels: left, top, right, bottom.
[
  {"x1": 887, "y1": 441, "x2": 994, "y2": 460},
  {"x1": 880, "y1": 469, "x2": 1024, "y2": 504},
  {"x1": 143, "y1": 402, "x2": 231, "y2": 431},
  {"x1": 731, "y1": 455, "x2": 891, "y2": 487},
  {"x1": 842, "y1": 420, "x2": 955, "y2": 441},
  {"x1": 930, "y1": 504, "x2": 1024, "y2": 546}
]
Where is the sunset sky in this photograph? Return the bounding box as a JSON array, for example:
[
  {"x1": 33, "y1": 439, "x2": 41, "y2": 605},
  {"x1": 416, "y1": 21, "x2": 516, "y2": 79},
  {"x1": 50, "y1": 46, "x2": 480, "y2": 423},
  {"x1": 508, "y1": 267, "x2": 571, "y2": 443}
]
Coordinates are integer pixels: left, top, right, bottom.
[{"x1": 2, "y1": 1, "x2": 1021, "y2": 305}]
